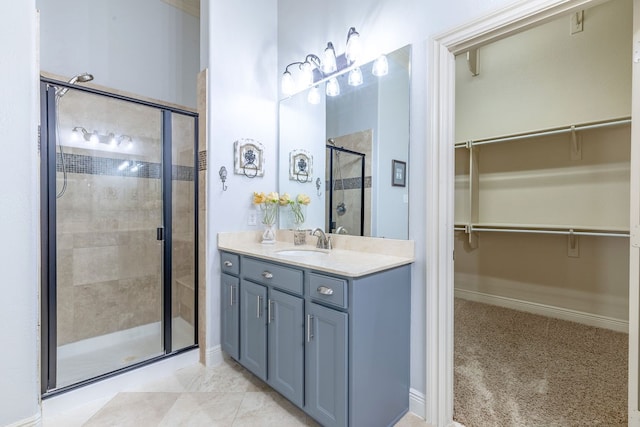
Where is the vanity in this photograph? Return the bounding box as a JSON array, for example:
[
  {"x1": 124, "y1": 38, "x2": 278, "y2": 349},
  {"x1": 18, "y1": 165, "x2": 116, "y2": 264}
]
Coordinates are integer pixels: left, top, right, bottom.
[{"x1": 219, "y1": 231, "x2": 414, "y2": 427}]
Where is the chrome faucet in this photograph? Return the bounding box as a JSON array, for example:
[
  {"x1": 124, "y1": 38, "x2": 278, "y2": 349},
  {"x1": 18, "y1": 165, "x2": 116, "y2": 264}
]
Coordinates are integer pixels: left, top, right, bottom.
[
  {"x1": 335, "y1": 226, "x2": 348, "y2": 235},
  {"x1": 311, "y1": 228, "x2": 332, "y2": 249}
]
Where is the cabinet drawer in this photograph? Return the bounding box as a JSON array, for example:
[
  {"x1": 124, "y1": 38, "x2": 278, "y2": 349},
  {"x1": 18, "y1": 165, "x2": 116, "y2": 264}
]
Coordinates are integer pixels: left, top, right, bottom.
[
  {"x1": 221, "y1": 252, "x2": 240, "y2": 276},
  {"x1": 243, "y1": 257, "x2": 303, "y2": 295},
  {"x1": 308, "y1": 273, "x2": 347, "y2": 308}
]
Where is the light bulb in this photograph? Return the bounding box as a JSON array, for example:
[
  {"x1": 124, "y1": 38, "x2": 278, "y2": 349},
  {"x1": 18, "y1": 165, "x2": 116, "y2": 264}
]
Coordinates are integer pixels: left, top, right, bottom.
[
  {"x1": 300, "y1": 62, "x2": 314, "y2": 87},
  {"x1": 322, "y1": 42, "x2": 337, "y2": 74},
  {"x1": 89, "y1": 132, "x2": 99, "y2": 144},
  {"x1": 130, "y1": 163, "x2": 139, "y2": 173},
  {"x1": 326, "y1": 78, "x2": 340, "y2": 97},
  {"x1": 109, "y1": 134, "x2": 117, "y2": 147},
  {"x1": 307, "y1": 86, "x2": 321, "y2": 105},
  {"x1": 118, "y1": 161, "x2": 130, "y2": 171},
  {"x1": 345, "y1": 28, "x2": 362, "y2": 63},
  {"x1": 281, "y1": 70, "x2": 295, "y2": 96},
  {"x1": 372, "y1": 55, "x2": 389, "y2": 77},
  {"x1": 348, "y1": 67, "x2": 363, "y2": 86}
]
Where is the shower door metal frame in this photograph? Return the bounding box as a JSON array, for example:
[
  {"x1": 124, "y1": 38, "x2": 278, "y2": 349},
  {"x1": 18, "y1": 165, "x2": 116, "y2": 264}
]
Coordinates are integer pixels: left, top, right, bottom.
[
  {"x1": 326, "y1": 145, "x2": 365, "y2": 236},
  {"x1": 39, "y1": 77, "x2": 199, "y2": 397}
]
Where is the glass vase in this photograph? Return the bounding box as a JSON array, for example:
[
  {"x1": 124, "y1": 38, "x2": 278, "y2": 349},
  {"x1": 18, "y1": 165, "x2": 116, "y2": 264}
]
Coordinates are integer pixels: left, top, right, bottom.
[{"x1": 262, "y1": 223, "x2": 276, "y2": 244}]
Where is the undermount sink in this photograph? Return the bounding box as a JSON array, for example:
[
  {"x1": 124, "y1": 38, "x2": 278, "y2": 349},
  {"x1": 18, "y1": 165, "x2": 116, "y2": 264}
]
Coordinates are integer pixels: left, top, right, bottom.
[{"x1": 276, "y1": 249, "x2": 329, "y2": 256}]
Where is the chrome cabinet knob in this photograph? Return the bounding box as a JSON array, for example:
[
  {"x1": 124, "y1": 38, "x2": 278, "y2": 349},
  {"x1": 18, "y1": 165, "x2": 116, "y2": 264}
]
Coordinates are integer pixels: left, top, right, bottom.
[
  {"x1": 223, "y1": 260, "x2": 233, "y2": 267},
  {"x1": 262, "y1": 271, "x2": 273, "y2": 279}
]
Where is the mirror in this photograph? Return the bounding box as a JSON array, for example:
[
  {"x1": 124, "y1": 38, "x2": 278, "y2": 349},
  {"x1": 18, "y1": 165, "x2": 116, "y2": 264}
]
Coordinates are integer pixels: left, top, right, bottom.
[{"x1": 278, "y1": 45, "x2": 411, "y2": 239}]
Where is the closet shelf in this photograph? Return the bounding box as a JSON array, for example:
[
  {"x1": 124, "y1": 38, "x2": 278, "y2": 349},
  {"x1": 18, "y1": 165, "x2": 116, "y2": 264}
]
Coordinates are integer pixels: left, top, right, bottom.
[
  {"x1": 454, "y1": 117, "x2": 631, "y2": 149},
  {"x1": 454, "y1": 223, "x2": 629, "y2": 238}
]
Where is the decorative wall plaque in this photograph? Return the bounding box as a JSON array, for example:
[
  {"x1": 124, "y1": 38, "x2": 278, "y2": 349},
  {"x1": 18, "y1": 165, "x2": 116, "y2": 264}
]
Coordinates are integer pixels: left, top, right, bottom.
[
  {"x1": 289, "y1": 149, "x2": 313, "y2": 183},
  {"x1": 233, "y1": 138, "x2": 265, "y2": 178}
]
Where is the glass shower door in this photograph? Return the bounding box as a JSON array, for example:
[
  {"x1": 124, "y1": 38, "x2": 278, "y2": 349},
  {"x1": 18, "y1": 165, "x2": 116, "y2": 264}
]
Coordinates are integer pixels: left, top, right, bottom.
[{"x1": 52, "y1": 86, "x2": 164, "y2": 388}]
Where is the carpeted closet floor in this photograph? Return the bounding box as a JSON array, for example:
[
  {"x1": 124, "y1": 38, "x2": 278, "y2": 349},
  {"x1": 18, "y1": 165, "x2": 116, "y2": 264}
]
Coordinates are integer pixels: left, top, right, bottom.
[{"x1": 454, "y1": 298, "x2": 627, "y2": 427}]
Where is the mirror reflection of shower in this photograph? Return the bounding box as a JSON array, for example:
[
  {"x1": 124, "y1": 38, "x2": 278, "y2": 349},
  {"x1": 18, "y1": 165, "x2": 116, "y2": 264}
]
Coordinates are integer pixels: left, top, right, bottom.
[
  {"x1": 55, "y1": 72, "x2": 94, "y2": 198},
  {"x1": 327, "y1": 138, "x2": 347, "y2": 216},
  {"x1": 326, "y1": 136, "x2": 366, "y2": 236}
]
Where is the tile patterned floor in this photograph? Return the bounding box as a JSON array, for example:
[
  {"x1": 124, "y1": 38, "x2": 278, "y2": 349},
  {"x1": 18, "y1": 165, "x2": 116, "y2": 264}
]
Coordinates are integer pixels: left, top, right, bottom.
[{"x1": 43, "y1": 357, "x2": 432, "y2": 427}]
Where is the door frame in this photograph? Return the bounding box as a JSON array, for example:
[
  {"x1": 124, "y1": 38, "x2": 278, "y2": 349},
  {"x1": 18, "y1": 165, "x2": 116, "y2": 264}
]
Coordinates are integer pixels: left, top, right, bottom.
[{"x1": 424, "y1": 0, "x2": 638, "y2": 425}]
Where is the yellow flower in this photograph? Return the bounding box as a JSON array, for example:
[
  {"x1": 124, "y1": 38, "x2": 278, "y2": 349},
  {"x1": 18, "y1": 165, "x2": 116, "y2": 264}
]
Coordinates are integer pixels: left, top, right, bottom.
[
  {"x1": 279, "y1": 193, "x2": 292, "y2": 206},
  {"x1": 296, "y1": 193, "x2": 311, "y2": 205},
  {"x1": 265, "y1": 191, "x2": 279, "y2": 204},
  {"x1": 253, "y1": 192, "x2": 266, "y2": 205}
]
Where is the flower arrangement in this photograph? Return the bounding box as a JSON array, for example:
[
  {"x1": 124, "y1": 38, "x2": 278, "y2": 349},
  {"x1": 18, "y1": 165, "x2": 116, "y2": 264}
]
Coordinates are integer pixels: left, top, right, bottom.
[
  {"x1": 253, "y1": 191, "x2": 279, "y2": 226},
  {"x1": 279, "y1": 193, "x2": 311, "y2": 227}
]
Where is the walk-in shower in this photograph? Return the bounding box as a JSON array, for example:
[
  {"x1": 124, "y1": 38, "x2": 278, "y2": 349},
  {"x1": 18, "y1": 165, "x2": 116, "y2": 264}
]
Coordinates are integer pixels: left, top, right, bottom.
[
  {"x1": 40, "y1": 76, "x2": 198, "y2": 395},
  {"x1": 326, "y1": 140, "x2": 365, "y2": 235}
]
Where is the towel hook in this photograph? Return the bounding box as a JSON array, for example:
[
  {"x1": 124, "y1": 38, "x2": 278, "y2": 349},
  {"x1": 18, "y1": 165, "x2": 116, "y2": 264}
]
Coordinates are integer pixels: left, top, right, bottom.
[{"x1": 219, "y1": 166, "x2": 228, "y2": 191}]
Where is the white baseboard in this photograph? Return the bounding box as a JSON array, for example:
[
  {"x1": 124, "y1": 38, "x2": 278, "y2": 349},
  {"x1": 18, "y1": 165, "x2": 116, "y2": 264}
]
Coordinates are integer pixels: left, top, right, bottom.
[
  {"x1": 455, "y1": 288, "x2": 628, "y2": 333},
  {"x1": 409, "y1": 388, "x2": 426, "y2": 420},
  {"x1": 205, "y1": 345, "x2": 222, "y2": 367},
  {"x1": 5, "y1": 413, "x2": 40, "y2": 427}
]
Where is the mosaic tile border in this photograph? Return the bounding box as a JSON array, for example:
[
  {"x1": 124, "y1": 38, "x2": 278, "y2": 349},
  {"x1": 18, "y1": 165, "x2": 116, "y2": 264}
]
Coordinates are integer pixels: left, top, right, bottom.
[
  {"x1": 56, "y1": 152, "x2": 195, "y2": 181},
  {"x1": 326, "y1": 176, "x2": 372, "y2": 191},
  {"x1": 198, "y1": 150, "x2": 207, "y2": 171}
]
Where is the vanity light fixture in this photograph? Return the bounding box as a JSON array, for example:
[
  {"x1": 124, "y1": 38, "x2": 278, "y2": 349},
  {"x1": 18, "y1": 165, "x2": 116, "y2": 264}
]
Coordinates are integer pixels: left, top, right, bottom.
[
  {"x1": 280, "y1": 27, "x2": 361, "y2": 96},
  {"x1": 280, "y1": 27, "x2": 391, "y2": 103},
  {"x1": 72, "y1": 126, "x2": 133, "y2": 149},
  {"x1": 372, "y1": 54, "x2": 389, "y2": 77}
]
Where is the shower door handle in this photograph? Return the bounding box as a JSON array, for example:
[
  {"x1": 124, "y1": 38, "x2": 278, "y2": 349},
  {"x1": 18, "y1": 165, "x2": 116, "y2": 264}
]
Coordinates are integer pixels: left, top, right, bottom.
[{"x1": 157, "y1": 227, "x2": 164, "y2": 241}]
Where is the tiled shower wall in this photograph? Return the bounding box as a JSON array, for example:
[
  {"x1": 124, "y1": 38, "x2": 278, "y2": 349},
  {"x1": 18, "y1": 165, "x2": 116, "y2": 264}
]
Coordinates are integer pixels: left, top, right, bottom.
[
  {"x1": 55, "y1": 89, "x2": 196, "y2": 346},
  {"x1": 326, "y1": 129, "x2": 372, "y2": 236}
]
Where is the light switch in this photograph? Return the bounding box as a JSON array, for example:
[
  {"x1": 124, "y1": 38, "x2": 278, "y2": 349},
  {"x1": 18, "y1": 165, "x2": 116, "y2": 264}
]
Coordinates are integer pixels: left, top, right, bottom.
[{"x1": 248, "y1": 212, "x2": 257, "y2": 226}]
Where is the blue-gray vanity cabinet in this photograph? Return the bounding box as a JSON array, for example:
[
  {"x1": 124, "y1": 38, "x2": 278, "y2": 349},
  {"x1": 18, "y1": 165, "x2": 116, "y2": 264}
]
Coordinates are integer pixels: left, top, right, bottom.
[
  {"x1": 220, "y1": 249, "x2": 411, "y2": 427},
  {"x1": 268, "y1": 288, "x2": 304, "y2": 407},
  {"x1": 305, "y1": 301, "x2": 348, "y2": 427},
  {"x1": 220, "y1": 273, "x2": 239, "y2": 360},
  {"x1": 239, "y1": 279, "x2": 268, "y2": 380},
  {"x1": 238, "y1": 256, "x2": 305, "y2": 406}
]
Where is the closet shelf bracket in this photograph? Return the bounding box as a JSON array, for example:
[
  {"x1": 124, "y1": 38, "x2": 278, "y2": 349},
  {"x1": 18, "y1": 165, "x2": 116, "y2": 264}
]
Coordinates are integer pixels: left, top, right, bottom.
[
  {"x1": 567, "y1": 229, "x2": 579, "y2": 257},
  {"x1": 570, "y1": 126, "x2": 582, "y2": 160},
  {"x1": 467, "y1": 49, "x2": 479, "y2": 77},
  {"x1": 465, "y1": 224, "x2": 479, "y2": 249}
]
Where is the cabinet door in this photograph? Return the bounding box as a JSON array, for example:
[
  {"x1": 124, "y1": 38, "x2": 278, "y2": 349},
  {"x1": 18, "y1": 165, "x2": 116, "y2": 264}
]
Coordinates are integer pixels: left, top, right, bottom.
[
  {"x1": 240, "y1": 280, "x2": 267, "y2": 380},
  {"x1": 305, "y1": 302, "x2": 348, "y2": 427},
  {"x1": 268, "y1": 289, "x2": 304, "y2": 407},
  {"x1": 221, "y1": 274, "x2": 239, "y2": 360}
]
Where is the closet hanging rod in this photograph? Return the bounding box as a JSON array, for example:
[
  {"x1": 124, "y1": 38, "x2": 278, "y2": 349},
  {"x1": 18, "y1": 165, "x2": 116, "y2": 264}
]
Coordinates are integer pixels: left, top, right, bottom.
[
  {"x1": 455, "y1": 117, "x2": 631, "y2": 148},
  {"x1": 468, "y1": 226, "x2": 629, "y2": 238}
]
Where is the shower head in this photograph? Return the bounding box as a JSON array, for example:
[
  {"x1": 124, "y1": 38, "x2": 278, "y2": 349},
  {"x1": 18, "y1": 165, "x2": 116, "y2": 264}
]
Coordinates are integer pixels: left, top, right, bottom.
[
  {"x1": 328, "y1": 138, "x2": 336, "y2": 145},
  {"x1": 56, "y1": 72, "x2": 94, "y2": 98},
  {"x1": 70, "y1": 72, "x2": 94, "y2": 84}
]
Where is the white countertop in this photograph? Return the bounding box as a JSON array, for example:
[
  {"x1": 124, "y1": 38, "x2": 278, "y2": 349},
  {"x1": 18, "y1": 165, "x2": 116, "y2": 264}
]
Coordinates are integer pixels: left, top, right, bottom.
[{"x1": 218, "y1": 231, "x2": 415, "y2": 277}]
